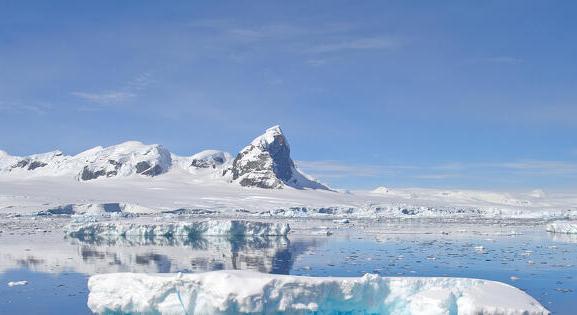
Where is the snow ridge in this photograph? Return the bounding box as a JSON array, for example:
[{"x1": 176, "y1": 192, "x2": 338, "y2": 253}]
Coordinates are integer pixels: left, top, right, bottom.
[{"x1": 0, "y1": 126, "x2": 328, "y2": 190}]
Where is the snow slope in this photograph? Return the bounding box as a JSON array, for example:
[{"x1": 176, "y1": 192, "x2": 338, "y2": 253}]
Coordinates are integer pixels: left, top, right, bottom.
[
  {"x1": 87, "y1": 270, "x2": 549, "y2": 315},
  {"x1": 0, "y1": 173, "x2": 576, "y2": 219}
]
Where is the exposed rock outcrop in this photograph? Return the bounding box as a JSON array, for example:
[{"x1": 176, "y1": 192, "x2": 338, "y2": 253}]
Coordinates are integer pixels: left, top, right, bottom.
[{"x1": 227, "y1": 126, "x2": 328, "y2": 190}]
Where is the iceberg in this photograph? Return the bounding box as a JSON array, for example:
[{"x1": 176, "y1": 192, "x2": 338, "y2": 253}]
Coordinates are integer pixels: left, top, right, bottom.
[
  {"x1": 65, "y1": 220, "x2": 290, "y2": 239},
  {"x1": 88, "y1": 270, "x2": 548, "y2": 315},
  {"x1": 546, "y1": 221, "x2": 577, "y2": 234}
]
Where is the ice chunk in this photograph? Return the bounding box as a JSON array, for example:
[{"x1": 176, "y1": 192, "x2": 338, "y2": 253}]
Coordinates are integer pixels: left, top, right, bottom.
[
  {"x1": 546, "y1": 221, "x2": 577, "y2": 234},
  {"x1": 65, "y1": 220, "x2": 290, "y2": 239},
  {"x1": 7, "y1": 280, "x2": 28, "y2": 287},
  {"x1": 88, "y1": 270, "x2": 548, "y2": 315}
]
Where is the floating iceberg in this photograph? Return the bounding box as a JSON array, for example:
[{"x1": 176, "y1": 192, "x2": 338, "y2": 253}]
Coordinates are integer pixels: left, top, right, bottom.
[
  {"x1": 66, "y1": 220, "x2": 290, "y2": 239},
  {"x1": 88, "y1": 270, "x2": 548, "y2": 315},
  {"x1": 546, "y1": 221, "x2": 577, "y2": 234}
]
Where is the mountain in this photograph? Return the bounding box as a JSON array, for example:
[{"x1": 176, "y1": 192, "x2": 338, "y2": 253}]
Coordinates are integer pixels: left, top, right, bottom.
[
  {"x1": 0, "y1": 126, "x2": 328, "y2": 190},
  {"x1": 77, "y1": 141, "x2": 172, "y2": 180},
  {"x1": 226, "y1": 126, "x2": 329, "y2": 190}
]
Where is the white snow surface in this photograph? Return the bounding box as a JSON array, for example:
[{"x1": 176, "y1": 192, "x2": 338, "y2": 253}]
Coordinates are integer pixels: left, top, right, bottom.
[
  {"x1": 65, "y1": 220, "x2": 290, "y2": 238},
  {"x1": 546, "y1": 221, "x2": 577, "y2": 234},
  {"x1": 0, "y1": 173, "x2": 576, "y2": 219},
  {"x1": 87, "y1": 270, "x2": 549, "y2": 315}
]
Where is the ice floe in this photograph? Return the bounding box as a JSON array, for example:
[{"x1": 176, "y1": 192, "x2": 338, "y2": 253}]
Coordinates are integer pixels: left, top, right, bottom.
[
  {"x1": 7, "y1": 280, "x2": 28, "y2": 287},
  {"x1": 87, "y1": 270, "x2": 549, "y2": 315},
  {"x1": 546, "y1": 221, "x2": 577, "y2": 234}
]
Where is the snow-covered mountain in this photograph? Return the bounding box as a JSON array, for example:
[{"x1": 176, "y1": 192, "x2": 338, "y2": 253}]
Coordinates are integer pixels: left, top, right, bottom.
[{"x1": 0, "y1": 126, "x2": 327, "y2": 190}]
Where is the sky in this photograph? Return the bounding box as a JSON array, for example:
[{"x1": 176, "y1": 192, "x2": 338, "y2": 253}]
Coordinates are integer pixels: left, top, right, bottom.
[{"x1": 0, "y1": 0, "x2": 576, "y2": 190}]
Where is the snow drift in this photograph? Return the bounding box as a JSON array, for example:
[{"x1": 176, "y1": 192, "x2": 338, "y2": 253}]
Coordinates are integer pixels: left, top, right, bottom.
[{"x1": 87, "y1": 270, "x2": 549, "y2": 315}]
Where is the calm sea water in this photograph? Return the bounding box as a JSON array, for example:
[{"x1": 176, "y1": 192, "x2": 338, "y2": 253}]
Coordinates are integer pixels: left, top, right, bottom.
[{"x1": 0, "y1": 219, "x2": 575, "y2": 314}]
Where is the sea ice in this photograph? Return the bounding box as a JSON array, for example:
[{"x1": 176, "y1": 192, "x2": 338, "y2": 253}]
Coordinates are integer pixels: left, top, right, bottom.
[
  {"x1": 7, "y1": 280, "x2": 28, "y2": 287},
  {"x1": 546, "y1": 221, "x2": 577, "y2": 234},
  {"x1": 88, "y1": 270, "x2": 549, "y2": 315}
]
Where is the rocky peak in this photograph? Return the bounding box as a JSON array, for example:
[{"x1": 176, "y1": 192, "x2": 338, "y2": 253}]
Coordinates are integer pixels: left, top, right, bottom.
[{"x1": 228, "y1": 126, "x2": 328, "y2": 190}]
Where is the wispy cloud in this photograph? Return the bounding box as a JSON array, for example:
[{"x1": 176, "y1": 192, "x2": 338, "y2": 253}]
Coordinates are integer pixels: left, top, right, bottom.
[
  {"x1": 467, "y1": 56, "x2": 523, "y2": 65},
  {"x1": 306, "y1": 37, "x2": 400, "y2": 54},
  {"x1": 71, "y1": 91, "x2": 136, "y2": 105},
  {"x1": 71, "y1": 72, "x2": 154, "y2": 106},
  {"x1": 484, "y1": 56, "x2": 523, "y2": 64},
  {"x1": 186, "y1": 19, "x2": 401, "y2": 57},
  {"x1": 0, "y1": 100, "x2": 52, "y2": 115},
  {"x1": 296, "y1": 160, "x2": 414, "y2": 178},
  {"x1": 297, "y1": 159, "x2": 577, "y2": 184},
  {"x1": 497, "y1": 160, "x2": 577, "y2": 175},
  {"x1": 412, "y1": 173, "x2": 460, "y2": 180}
]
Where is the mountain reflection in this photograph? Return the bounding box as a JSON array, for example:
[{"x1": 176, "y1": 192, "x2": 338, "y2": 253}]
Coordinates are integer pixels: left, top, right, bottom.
[{"x1": 0, "y1": 232, "x2": 323, "y2": 276}]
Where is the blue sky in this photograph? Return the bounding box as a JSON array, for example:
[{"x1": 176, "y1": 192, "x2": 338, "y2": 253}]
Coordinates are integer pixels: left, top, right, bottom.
[{"x1": 1, "y1": 0, "x2": 576, "y2": 190}]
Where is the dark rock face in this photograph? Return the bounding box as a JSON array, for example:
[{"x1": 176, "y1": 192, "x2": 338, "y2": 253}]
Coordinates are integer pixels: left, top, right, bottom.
[
  {"x1": 141, "y1": 164, "x2": 163, "y2": 176},
  {"x1": 80, "y1": 160, "x2": 122, "y2": 180},
  {"x1": 15, "y1": 159, "x2": 29, "y2": 168},
  {"x1": 28, "y1": 161, "x2": 48, "y2": 170},
  {"x1": 135, "y1": 161, "x2": 151, "y2": 173},
  {"x1": 191, "y1": 157, "x2": 224, "y2": 169},
  {"x1": 80, "y1": 167, "x2": 109, "y2": 180},
  {"x1": 12, "y1": 159, "x2": 48, "y2": 171}
]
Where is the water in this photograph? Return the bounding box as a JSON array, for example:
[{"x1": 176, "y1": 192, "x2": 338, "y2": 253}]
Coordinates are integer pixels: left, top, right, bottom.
[{"x1": 0, "y1": 218, "x2": 575, "y2": 314}]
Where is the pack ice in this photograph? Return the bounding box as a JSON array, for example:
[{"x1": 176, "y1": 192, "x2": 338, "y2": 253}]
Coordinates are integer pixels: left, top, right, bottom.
[
  {"x1": 88, "y1": 270, "x2": 549, "y2": 315},
  {"x1": 546, "y1": 221, "x2": 577, "y2": 234},
  {"x1": 65, "y1": 220, "x2": 290, "y2": 239}
]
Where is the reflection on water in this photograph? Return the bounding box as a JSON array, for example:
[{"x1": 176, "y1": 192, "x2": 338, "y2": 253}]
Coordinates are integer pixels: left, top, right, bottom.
[
  {"x1": 548, "y1": 231, "x2": 577, "y2": 244},
  {"x1": 0, "y1": 229, "x2": 324, "y2": 314},
  {"x1": 0, "y1": 231, "x2": 324, "y2": 275},
  {"x1": 69, "y1": 235, "x2": 316, "y2": 274}
]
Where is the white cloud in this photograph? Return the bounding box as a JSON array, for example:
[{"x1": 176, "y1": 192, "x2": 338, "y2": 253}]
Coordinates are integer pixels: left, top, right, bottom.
[
  {"x1": 296, "y1": 159, "x2": 577, "y2": 184},
  {"x1": 484, "y1": 56, "x2": 523, "y2": 64},
  {"x1": 71, "y1": 72, "x2": 153, "y2": 106},
  {"x1": 296, "y1": 160, "x2": 413, "y2": 178},
  {"x1": 413, "y1": 174, "x2": 459, "y2": 180},
  {"x1": 306, "y1": 37, "x2": 400, "y2": 54},
  {"x1": 71, "y1": 91, "x2": 136, "y2": 105},
  {"x1": 0, "y1": 100, "x2": 52, "y2": 115}
]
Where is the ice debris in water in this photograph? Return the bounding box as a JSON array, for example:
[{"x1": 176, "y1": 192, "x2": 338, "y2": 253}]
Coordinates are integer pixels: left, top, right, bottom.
[
  {"x1": 65, "y1": 220, "x2": 290, "y2": 239},
  {"x1": 7, "y1": 281, "x2": 28, "y2": 287},
  {"x1": 88, "y1": 270, "x2": 549, "y2": 315},
  {"x1": 546, "y1": 221, "x2": 577, "y2": 234}
]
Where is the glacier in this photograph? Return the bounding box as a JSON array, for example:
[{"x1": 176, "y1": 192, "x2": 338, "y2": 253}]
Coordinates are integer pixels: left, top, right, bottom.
[{"x1": 87, "y1": 270, "x2": 549, "y2": 315}]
